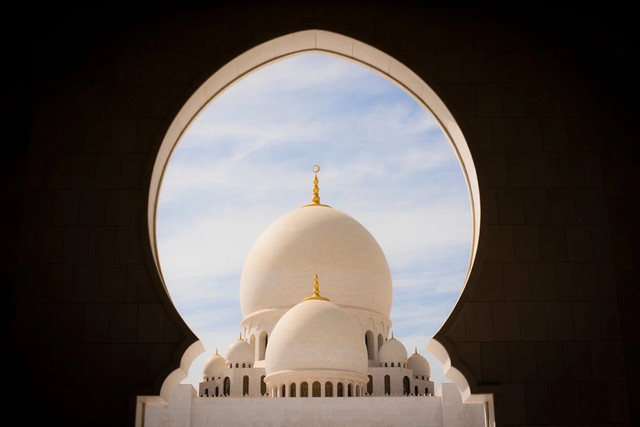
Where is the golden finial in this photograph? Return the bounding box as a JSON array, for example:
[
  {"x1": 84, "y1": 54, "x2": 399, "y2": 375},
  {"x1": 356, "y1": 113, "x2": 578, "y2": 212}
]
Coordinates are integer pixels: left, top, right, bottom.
[
  {"x1": 303, "y1": 165, "x2": 331, "y2": 207},
  {"x1": 238, "y1": 332, "x2": 242, "y2": 340},
  {"x1": 414, "y1": 347, "x2": 418, "y2": 355},
  {"x1": 215, "y1": 347, "x2": 219, "y2": 355},
  {"x1": 391, "y1": 331, "x2": 395, "y2": 340},
  {"x1": 303, "y1": 273, "x2": 330, "y2": 301}
]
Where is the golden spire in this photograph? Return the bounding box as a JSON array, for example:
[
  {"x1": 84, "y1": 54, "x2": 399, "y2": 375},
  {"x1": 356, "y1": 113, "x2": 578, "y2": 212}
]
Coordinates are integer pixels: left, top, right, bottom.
[
  {"x1": 238, "y1": 332, "x2": 242, "y2": 340},
  {"x1": 414, "y1": 347, "x2": 418, "y2": 355},
  {"x1": 215, "y1": 347, "x2": 219, "y2": 355},
  {"x1": 391, "y1": 331, "x2": 395, "y2": 340},
  {"x1": 303, "y1": 273, "x2": 330, "y2": 301},
  {"x1": 303, "y1": 165, "x2": 331, "y2": 207}
]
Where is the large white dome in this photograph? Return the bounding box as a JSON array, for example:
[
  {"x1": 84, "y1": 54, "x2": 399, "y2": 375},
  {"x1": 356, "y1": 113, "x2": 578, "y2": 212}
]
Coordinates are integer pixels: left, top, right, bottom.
[
  {"x1": 240, "y1": 205, "x2": 392, "y2": 318},
  {"x1": 379, "y1": 336, "x2": 408, "y2": 363},
  {"x1": 225, "y1": 338, "x2": 254, "y2": 365},
  {"x1": 265, "y1": 298, "x2": 367, "y2": 375},
  {"x1": 203, "y1": 350, "x2": 226, "y2": 378},
  {"x1": 407, "y1": 350, "x2": 430, "y2": 377}
]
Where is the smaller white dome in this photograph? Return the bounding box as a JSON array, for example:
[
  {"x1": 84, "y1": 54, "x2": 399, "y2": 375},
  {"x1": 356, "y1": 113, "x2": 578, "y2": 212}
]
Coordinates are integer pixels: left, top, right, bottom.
[
  {"x1": 407, "y1": 349, "x2": 430, "y2": 377},
  {"x1": 226, "y1": 338, "x2": 254, "y2": 365},
  {"x1": 203, "y1": 350, "x2": 226, "y2": 378},
  {"x1": 379, "y1": 336, "x2": 408, "y2": 363}
]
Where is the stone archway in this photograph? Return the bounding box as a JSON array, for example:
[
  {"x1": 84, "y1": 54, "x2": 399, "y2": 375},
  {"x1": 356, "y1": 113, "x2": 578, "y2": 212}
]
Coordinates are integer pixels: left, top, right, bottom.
[{"x1": 142, "y1": 29, "x2": 488, "y2": 422}]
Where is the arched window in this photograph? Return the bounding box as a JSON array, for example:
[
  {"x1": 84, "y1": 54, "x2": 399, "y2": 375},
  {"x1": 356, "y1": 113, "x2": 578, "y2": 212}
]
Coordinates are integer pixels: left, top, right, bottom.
[
  {"x1": 365, "y1": 330, "x2": 375, "y2": 360},
  {"x1": 235, "y1": 363, "x2": 239, "y2": 368},
  {"x1": 242, "y1": 363, "x2": 246, "y2": 368},
  {"x1": 415, "y1": 385, "x2": 418, "y2": 396},
  {"x1": 205, "y1": 388, "x2": 208, "y2": 396},
  {"x1": 312, "y1": 381, "x2": 321, "y2": 397},
  {"x1": 347, "y1": 384, "x2": 353, "y2": 397},
  {"x1": 215, "y1": 386, "x2": 219, "y2": 397},
  {"x1": 422, "y1": 376, "x2": 425, "y2": 380},
  {"x1": 223, "y1": 377, "x2": 230, "y2": 396},
  {"x1": 403, "y1": 376, "x2": 410, "y2": 395},
  {"x1": 384, "y1": 363, "x2": 388, "y2": 367},
  {"x1": 367, "y1": 375, "x2": 373, "y2": 395},
  {"x1": 337, "y1": 383, "x2": 344, "y2": 397},
  {"x1": 258, "y1": 331, "x2": 268, "y2": 361},
  {"x1": 260, "y1": 376, "x2": 266, "y2": 396},
  {"x1": 378, "y1": 334, "x2": 384, "y2": 352},
  {"x1": 243, "y1": 375, "x2": 250, "y2": 395},
  {"x1": 384, "y1": 375, "x2": 390, "y2": 395},
  {"x1": 425, "y1": 387, "x2": 428, "y2": 395},
  {"x1": 290, "y1": 383, "x2": 296, "y2": 397},
  {"x1": 391, "y1": 362, "x2": 394, "y2": 367},
  {"x1": 301, "y1": 382, "x2": 308, "y2": 397},
  {"x1": 325, "y1": 382, "x2": 333, "y2": 397},
  {"x1": 281, "y1": 384, "x2": 286, "y2": 398}
]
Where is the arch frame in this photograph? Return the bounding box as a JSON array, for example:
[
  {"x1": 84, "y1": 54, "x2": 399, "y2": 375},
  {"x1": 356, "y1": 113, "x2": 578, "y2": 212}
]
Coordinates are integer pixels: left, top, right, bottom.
[{"x1": 144, "y1": 27, "x2": 487, "y2": 416}]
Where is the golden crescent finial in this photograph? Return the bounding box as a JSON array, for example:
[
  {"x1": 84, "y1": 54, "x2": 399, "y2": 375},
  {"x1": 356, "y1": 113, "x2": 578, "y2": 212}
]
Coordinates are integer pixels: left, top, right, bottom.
[
  {"x1": 313, "y1": 164, "x2": 320, "y2": 173},
  {"x1": 303, "y1": 273, "x2": 330, "y2": 301},
  {"x1": 302, "y1": 165, "x2": 331, "y2": 208}
]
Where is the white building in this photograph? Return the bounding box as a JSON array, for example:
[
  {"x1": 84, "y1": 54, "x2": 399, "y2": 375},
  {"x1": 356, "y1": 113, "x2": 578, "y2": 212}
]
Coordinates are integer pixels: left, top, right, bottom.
[{"x1": 146, "y1": 167, "x2": 486, "y2": 426}]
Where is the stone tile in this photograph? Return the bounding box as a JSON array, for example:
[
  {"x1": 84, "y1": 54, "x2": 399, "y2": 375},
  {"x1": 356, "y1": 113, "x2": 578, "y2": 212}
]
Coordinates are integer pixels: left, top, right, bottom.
[
  {"x1": 483, "y1": 225, "x2": 514, "y2": 261},
  {"x1": 462, "y1": 51, "x2": 487, "y2": 82},
  {"x1": 119, "y1": 154, "x2": 146, "y2": 188},
  {"x1": 563, "y1": 341, "x2": 592, "y2": 381},
  {"x1": 573, "y1": 301, "x2": 602, "y2": 340},
  {"x1": 481, "y1": 188, "x2": 499, "y2": 224},
  {"x1": 54, "y1": 303, "x2": 84, "y2": 343},
  {"x1": 513, "y1": 225, "x2": 540, "y2": 261},
  {"x1": 126, "y1": 264, "x2": 160, "y2": 303},
  {"x1": 580, "y1": 381, "x2": 608, "y2": 423},
  {"x1": 507, "y1": 153, "x2": 534, "y2": 187},
  {"x1": 437, "y1": 51, "x2": 463, "y2": 82},
  {"x1": 526, "y1": 84, "x2": 553, "y2": 116},
  {"x1": 591, "y1": 225, "x2": 613, "y2": 261},
  {"x1": 532, "y1": 153, "x2": 560, "y2": 187},
  {"x1": 477, "y1": 84, "x2": 502, "y2": 116},
  {"x1": 539, "y1": 225, "x2": 567, "y2": 261},
  {"x1": 452, "y1": 342, "x2": 481, "y2": 380},
  {"x1": 78, "y1": 190, "x2": 106, "y2": 225},
  {"x1": 546, "y1": 301, "x2": 574, "y2": 340},
  {"x1": 525, "y1": 382, "x2": 554, "y2": 424},
  {"x1": 583, "y1": 153, "x2": 604, "y2": 187},
  {"x1": 492, "y1": 302, "x2": 519, "y2": 340},
  {"x1": 480, "y1": 342, "x2": 509, "y2": 382},
  {"x1": 163, "y1": 313, "x2": 187, "y2": 343},
  {"x1": 121, "y1": 344, "x2": 150, "y2": 384},
  {"x1": 94, "y1": 154, "x2": 122, "y2": 188},
  {"x1": 606, "y1": 381, "x2": 631, "y2": 423},
  {"x1": 99, "y1": 264, "x2": 127, "y2": 303},
  {"x1": 72, "y1": 264, "x2": 100, "y2": 303},
  {"x1": 464, "y1": 302, "x2": 493, "y2": 341},
  {"x1": 477, "y1": 152, "x2": 509, "y2": 187},
  {"x1": 541, "y1": 118, "x2": 568, "y2": 151},
  {"x1": 535, "y1": 342, "x2": 564, "y2": 381},
  {"x1": 529, "y1": 263, "x2": 556, "y2": 300},
  {"x1": 574, "y1": 189, "x2": 608, "y2": 224},
  {"x1": 590, "y1": 341, "x2": 625, "y2": 381},
  {"x1": 440, "y1": 84, "x2": 478, "y2": 116},
  {"x1": 83, "y1": 303, "x2": 111, "y2": 343},
  {"x1": 582, "y1": 263, "x2": 616, "y2": 300},
  {"x1": 516, "y1": 118, "x2": 543, "y2": 152},
  {"x1": 552, "y1": 382, "x2": 582, "y2": 424},
  {"x1": 508, "y1": 342, "x2": 536, "y2": 381},
  {"x1": 502, "y1": 263, "x2": 530, "y2": 301},
  {"x1": 501, "y1": 85, "x2": 527, "y2": 117},
  {"x1": 522, "y1": 188, "x2": 549, "y2": 224},
  {"x1": 565, "y1": 226, "x2": 593, "y2": 262},
  {"x1": 468, "y1": 262, "x2": 503, "y2": 301},
  {"x1": 110, "y1": 118, "x2": 138, "y2": 153},
  {"x1": 105, "y1": 190, "x2": 133, "y2": 225},
  {"x1": 89, "y1": 227, "x2": 117, "y2": 263},
  {"x1": 600, "y1": 301, "x2": 622, "y2": 340},
  {"x1": 547, "y1": 188, "x2": 576, "y2": 224},
  {"x1": 491, "y1": 118, "x2": 518, "y2": 151},
  {"x1": 114, "y1": 227, "x2": 144, "y2": 263},
  {"x1": 109, "y1": 304, "x2": 138, "y2": 342},
  {"x1": 519, "y1": 302, "x2": 547, "y2": 341},
  {"x1": 138, "y1": 304, "x2": 165, "y2": 343},
  {"x1": 69, "y1": 154, "x2": 96, "y2": 188},
  {"x1": 63, "y1": 227, "x2": 90, "y2": 263},
  {"x1": 555, "y1": 263, "x2": 583, "y2": 300},
  {"x1": 558, "y1": 153, "x2": 586, "y2": 187},
  {"x1": 499, "y1": 383, "x2": 526, "y2": 424},
  {"x1": 497, "y1": 188, "x2": 524, "y2": 224}
]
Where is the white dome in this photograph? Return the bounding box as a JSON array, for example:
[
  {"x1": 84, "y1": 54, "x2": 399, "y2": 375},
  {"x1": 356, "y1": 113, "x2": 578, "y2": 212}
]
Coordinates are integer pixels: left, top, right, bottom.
[
  {"x1": 225, "y1": 338, "x2": 254, "y2": 364},
  {"x1": 265, "y1": 298, "x2": 367, "y2": 375},
  {"x1": 240, "y1": 205, "x2": 392, "y2": 318},
  {"x1": 379, "y1": 336, "x2": 408, "y2": 363},
  {"x1": 203, "y1": 351, "x2": 226, "y2": 378},
  {"x1": 407, "y1": 350, "x2": 430, "y2": 377}
]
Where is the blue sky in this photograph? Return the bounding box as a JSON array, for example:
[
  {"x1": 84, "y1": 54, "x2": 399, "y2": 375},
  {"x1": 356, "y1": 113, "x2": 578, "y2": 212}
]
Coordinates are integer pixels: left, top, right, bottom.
[{"x1": 156, "y1": 53, "x2": 472, "y2": 389}]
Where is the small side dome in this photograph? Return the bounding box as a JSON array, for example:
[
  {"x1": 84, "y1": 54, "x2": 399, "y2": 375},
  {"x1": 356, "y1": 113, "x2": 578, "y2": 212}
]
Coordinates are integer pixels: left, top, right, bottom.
[
  {"x1": 379, "y1": 335, "x2": 408, "y2": 364},
  {"x1": 226, "y1": 337, "x2": 254, "y2": 365},
  {"x1": 407, "y1": 348, "x2": 430, "y2": 377},
  {"x1": 203, "y1": 349, "x2": 226, "y2": 378},
  {"x1": 265, "y1": 277, "x2": 367, "y2": 376}
]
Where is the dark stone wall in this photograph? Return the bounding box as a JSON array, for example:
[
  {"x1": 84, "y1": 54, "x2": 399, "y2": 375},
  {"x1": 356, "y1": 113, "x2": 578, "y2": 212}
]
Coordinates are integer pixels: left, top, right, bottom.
[{"x1": 5, "y1": 2, "x2": 637, "y2": 425}]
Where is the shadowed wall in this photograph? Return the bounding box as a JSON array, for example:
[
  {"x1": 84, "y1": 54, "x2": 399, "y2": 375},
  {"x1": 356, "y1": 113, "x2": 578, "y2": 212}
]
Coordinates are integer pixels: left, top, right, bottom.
[{"x1": 6, "y1": 2, "x2": 637, "y2": 426}]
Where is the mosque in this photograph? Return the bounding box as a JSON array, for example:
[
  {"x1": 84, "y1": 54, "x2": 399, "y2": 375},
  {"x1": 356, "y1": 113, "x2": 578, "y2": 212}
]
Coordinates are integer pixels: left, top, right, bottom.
[{"x1": 144, "y1": 167, "x2": 487, "y2": 426}]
